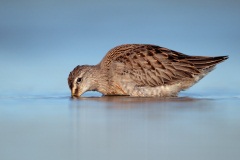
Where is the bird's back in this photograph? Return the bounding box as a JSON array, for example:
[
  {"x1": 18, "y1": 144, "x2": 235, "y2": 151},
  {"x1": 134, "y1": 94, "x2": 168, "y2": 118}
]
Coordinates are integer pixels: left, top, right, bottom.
[{"x1": 99, "y1": 44, "x2": 228, "y2": 97}]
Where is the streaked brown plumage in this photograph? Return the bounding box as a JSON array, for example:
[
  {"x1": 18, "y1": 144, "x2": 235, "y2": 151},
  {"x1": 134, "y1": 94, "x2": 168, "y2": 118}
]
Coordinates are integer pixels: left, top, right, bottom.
[{"x1": 68, "y1": 44, "x2": 228, "y2": 97}]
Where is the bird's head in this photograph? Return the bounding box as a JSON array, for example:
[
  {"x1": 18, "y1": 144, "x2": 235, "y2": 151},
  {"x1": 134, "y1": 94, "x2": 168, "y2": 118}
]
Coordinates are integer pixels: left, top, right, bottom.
[{"x1": 68, "y1": 65, "x2": 98, "y2": 97}]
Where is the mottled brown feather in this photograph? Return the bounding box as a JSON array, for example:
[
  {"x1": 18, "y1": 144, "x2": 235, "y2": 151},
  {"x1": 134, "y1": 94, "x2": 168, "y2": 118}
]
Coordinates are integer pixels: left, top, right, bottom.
[{"x1": 100, "y1": 44, "x2": 228, "y2": 87}]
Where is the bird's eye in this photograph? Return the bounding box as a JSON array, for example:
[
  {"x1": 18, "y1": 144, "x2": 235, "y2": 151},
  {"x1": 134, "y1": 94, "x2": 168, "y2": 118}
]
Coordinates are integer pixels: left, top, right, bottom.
[{"x1": 77, "y1": 77, "x2": 82, "y2": 83}]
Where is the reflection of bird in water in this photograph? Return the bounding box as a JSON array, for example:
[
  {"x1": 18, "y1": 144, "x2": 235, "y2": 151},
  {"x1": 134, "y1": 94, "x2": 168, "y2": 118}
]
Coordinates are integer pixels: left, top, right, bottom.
[{"x1": 68, "y1": 44, "x2": 228, "y2": 97}]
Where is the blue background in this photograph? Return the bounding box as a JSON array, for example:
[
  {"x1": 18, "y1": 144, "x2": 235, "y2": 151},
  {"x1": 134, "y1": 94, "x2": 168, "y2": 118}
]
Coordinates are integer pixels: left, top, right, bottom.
[
  {"x1": 1, "y1": 2, "x2": 240, "y2": 160},
  {"x1": 1, "y1": 0, "x2": 239, "y2": 96}
]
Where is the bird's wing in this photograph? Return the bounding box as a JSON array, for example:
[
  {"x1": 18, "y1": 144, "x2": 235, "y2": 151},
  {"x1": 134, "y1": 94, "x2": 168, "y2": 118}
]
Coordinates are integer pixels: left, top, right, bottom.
[{"x1": 100, "y1": 44, "x2": 227, "y2": 87}]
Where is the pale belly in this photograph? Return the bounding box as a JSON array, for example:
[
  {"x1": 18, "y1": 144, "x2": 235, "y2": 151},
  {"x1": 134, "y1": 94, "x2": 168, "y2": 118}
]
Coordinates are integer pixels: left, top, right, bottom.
[
  {"x1": 106, "y1": 72, "x2": 204, "y2": 97},
  {"x1": 120, "y1": 82, "x2": 182, "y2": 97}
]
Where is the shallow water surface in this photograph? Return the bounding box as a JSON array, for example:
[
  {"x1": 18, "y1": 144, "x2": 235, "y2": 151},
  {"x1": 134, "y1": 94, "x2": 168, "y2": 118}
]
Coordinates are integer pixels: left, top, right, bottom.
[{"x1": 0, "y1": 94, "x2": 240, "y2": 160}]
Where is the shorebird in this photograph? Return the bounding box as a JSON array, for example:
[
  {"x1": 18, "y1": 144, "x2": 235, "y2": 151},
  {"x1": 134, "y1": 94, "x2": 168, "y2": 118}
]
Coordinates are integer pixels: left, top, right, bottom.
[{"x1": 68, "y1": 44, "x2": 228, "y2": 97}]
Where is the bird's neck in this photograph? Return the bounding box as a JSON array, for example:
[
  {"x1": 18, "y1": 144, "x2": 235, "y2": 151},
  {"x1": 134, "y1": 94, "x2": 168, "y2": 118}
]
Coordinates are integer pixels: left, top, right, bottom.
[{"x1": 88, "y1": 65, "x2": 109, "y2": 95}]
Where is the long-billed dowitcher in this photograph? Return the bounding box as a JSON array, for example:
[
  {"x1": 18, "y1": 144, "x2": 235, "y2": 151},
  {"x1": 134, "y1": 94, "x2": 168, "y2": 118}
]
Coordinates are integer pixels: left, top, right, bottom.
[{"x1": 68, "y1": 44, "x2": 228, "y2": 97}]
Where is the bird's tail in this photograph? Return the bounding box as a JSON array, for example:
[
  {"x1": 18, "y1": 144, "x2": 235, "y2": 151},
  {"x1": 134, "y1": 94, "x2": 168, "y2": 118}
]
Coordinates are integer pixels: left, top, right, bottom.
[{"x1": 187, "y1": 55, "x2": 228, "y2": 70}]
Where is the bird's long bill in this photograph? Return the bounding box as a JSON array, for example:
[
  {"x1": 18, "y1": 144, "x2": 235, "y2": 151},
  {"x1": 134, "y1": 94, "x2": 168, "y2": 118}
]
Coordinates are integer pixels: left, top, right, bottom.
[{"x1": 71, "y1": 88, "x2": 84, "y2": 98}]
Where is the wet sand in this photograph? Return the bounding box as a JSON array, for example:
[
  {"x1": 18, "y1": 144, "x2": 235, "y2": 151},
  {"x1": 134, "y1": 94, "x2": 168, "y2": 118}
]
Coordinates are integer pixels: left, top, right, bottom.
[{"x1": 0, "y1": 93, "x2": 240, "y2": 160}]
